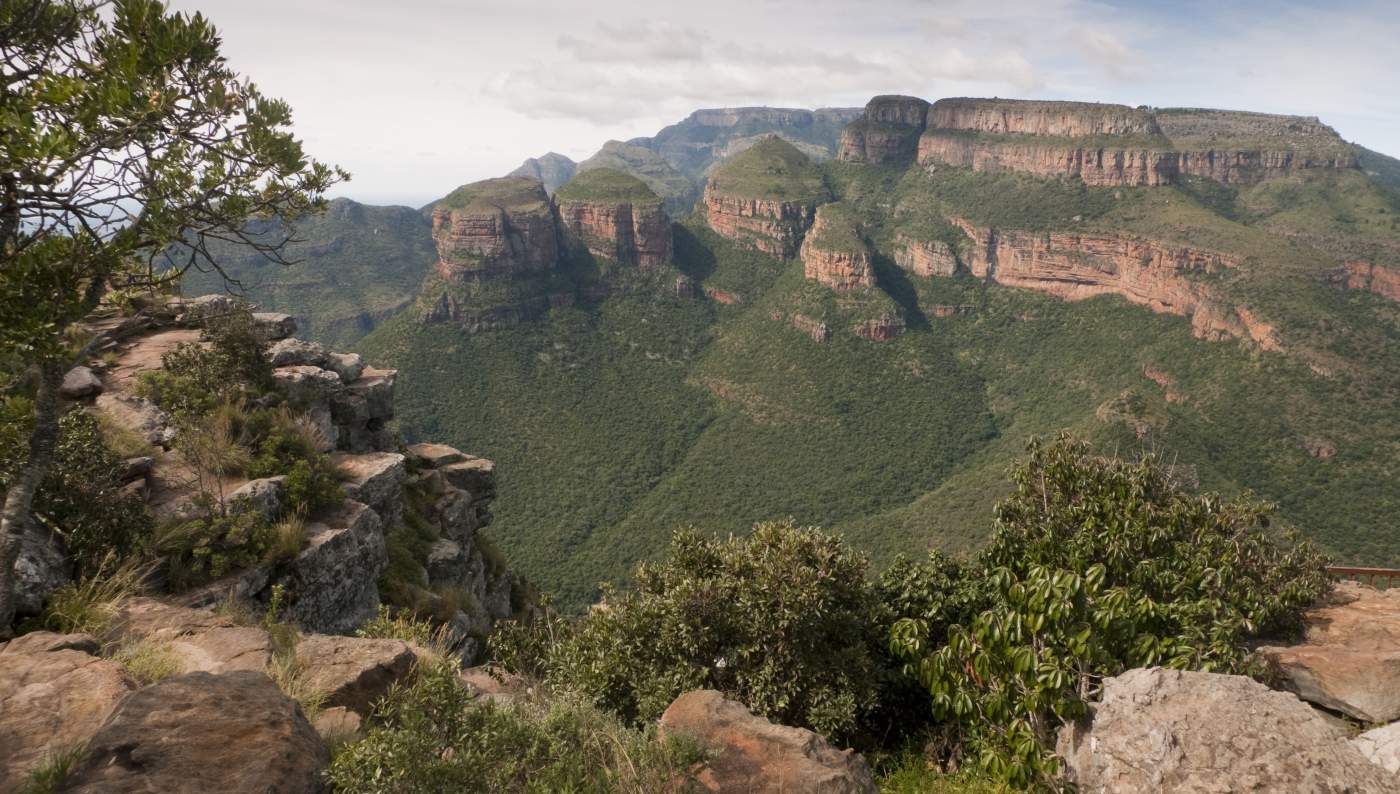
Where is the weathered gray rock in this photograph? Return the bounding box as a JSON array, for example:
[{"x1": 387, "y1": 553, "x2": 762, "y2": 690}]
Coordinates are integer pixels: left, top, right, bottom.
[
  {"x1": 326, "y1": 351, "x2": 364, "y2": 382},
  {"x1": 1354, "y1": 722, "x2": 1400, "y2": 775},
  {"x1": 223, "y1": 476, "x2": 286, "y2": 521},
  {"x1": 0, "y1": 642, "x2": 135, "y2": 792},
  {"x1": 60, "y1": 671, "x2": 327, "y2": 794},
  {"x1": 440, "y1": 456, "x2": 495, "y2": 496},
  {"x1": 659, "y1": 690, "x2": 877, "y2": 793},
  {"x1": 434, "y1": 487, "x2": 487, "y2": 544},
  {"x1": 406, "y1": 442, "x2": 467, "y2": 468},
  {"x1": 295, "y1": 634, "x2": 417, "y2": 715},
  {"x1": 1056, "y1": 667, "x2": 1397, "y2": 793},
  {"x1": 60, "y1": 365, "x2": 103, "y2": 399},
  {"x1": 174, "y1": 294, "x2": 242, "y2": 325},
  {"x1": 119, "y1": 456, "x2": 154, "y2": 482},
  {"x1": 347, "y1": 367, "x2": 396, "y2": 419},
  {"x1": 0, "y1": 631, "x2": 99, "y2": 656},
  {"x1": 13, "y1": 525, "x2": 70, "y2": 616},
  {"x1": 267, "y1": 337, "x2": 328, "y2": 368},
  {"x1": 1259, "y1": 581, "x2": 1400, "y2": 723},
  {"x1": 276, "y1": 501, "x2": 386, "y2": 634},
  {"x1": 95, "y1": 393, "x2": 176, "y2": 447},
  {"x1": 251, "y1": 312, "x2": 297, "y2": 341},
  {"x1": 426, "y1": 538, "x2": 465, "y2": 586},
  {"x1": 330, "y1": 452, "x2": 405, "y2": 519},
  {"x1": 113, "y1": 598, "x2": 274, "y2": 675},
  {"x1": 272, "y1": 364, "x2": 343, "y2": 405}
]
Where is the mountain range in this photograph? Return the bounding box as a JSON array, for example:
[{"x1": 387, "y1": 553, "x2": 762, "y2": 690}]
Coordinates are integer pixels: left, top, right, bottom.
[{"x1": 186, "y1": 97, "x2": 1400, "y2": 608}]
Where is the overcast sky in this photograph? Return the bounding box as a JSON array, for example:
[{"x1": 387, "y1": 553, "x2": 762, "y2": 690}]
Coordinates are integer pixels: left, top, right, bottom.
[{"x1": 167, "y1": 0, "x2": 1400, "y2": 206}]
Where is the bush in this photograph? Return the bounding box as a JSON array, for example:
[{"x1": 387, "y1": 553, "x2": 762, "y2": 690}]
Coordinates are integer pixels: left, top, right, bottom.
[
  {"x1": 495, "y1": 520, "x2": 888, "y2": 741},
  {"x1": 136, "y1": 310, "x2": 272, "y2": 417},
  {"x1": 282, "y1": 458, "x2": 342, "y2": 516},
  {"x1": 156, "y1": 510, "x2": 274, "y2": 591},
  {"x1": 890, "y1": 436, "x2": 1332, "y2": 788},
  {"x1": 325, "y1": 658, "x2": 702, "y2": 794},
  {"x1": 0, "y1": 404, "x2": 150, "y2": 580}
]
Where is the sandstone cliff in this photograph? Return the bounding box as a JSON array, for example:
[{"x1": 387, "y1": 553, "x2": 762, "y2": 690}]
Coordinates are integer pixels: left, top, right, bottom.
[
  {"x1": 1337, "y1": 260, "x2": 1400, "y2": 303},
  {"x1": 555, "y1": 168, "x2": 672, "y2": 267},
  {"x1": 893, "y1": 234, "x2": 960, "y2": 277},
  {"x1": 837, "y1": 95, "x2": 930, "y2": 166},
  {"x1": 800, "y1": 203, "x2": 874, "y2": 290},
  {"x1": 928, "y1": 97, "x2": 1161, "y2": 138},
  {"x1": 952, "y1": 218, "x2": 1281, "y2": 350},
  {"x1": 702, "y1": 137, "x2": 829, "y2": 260}
]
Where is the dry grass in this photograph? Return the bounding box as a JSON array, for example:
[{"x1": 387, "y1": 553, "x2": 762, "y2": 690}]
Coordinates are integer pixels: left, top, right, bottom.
[
  {"x1": 39, "y1": 554, "x2": 147, "y2": 637},
  {"x1": 268, "y1": 649, "x2": 327, "y2": 721},
  {"x1": 113, "y1": 639, "x2": 182, "y2": 685},
  {"x1": 265, "y1": 512, "x2": 308, "y2": 564}
]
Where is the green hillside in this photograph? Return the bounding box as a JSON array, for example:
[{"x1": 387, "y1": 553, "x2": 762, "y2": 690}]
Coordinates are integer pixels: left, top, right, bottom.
[
  {"x1": 181, "y1": 198, "x2": 436, "y2": 349},
  {"x1": 554, "y1": 168, "x2": 661, "y2": 203}
]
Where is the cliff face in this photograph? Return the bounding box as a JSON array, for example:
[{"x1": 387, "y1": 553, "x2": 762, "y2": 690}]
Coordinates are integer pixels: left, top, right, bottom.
[
  {"x1": 837, "y1": 95, "x2": 930, "y2": 166},
  {"x1": 702, "y1": 137, "x2": 828, "y2": 259},
  {"x1": 1339, "y1": 260, "x2": 1400, "y2": 303},
  {"x1": 894, "y1": 234, "x2": 960, "y2": 277},
  {"x1": 702, "y1": 186, "x2": 817, "y2": 260},
  {"x1": 910, "y1": 98, "x2": 1359, "y2": 186},
  {"x1": 800, "y1": 204, "x2": 875, "y2": 290},
  {"x1": 557, "y1": 199, "x2": 671, "y2": 267},
  {"x1": 953, "y1": 218, "x2": 1280, "y2": 350}
]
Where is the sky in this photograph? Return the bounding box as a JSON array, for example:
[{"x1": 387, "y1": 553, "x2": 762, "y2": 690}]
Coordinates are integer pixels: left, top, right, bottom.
[{"x1": 166, "y1": 0, "x2": 1400, "y2": 207}]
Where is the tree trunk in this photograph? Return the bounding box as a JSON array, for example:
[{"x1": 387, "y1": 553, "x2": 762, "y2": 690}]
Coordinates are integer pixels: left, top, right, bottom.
[{"x1": 0, "y1": 359, "x2": 64, "y2": 638}]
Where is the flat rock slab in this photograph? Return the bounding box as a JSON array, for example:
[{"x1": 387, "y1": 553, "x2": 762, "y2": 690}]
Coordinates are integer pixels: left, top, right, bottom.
[
  {"x1": 406, "y1": 442, "x2": 467, "y2": 468},
  {"x1": 659, "y1": 689, "x2": 877, "y2": 794},
  {"x1": 115, "y1": 598, "x2": 273, "y2": 674},
  {"x1": 1057, "y1": 667, "x2": 1398, "y2": 793},
  {"x1": 330, "y1": 451, "x2": 406, "y2": 513},
  {"x1": 440, "y1": 457, "x2": 495, "y2": 495},
  {"x1": 0, "y1": 643, "x2": 135, "y2": 793},
  {"x1": 295, "y1": 634, "x2": 417, "y2": 715},
  {"x1": 1260, "y1": 581, "x2": 1400, "y2": 722},
  {"x1": 60, "y1": 671, "x2": 327, "y2": 794}
]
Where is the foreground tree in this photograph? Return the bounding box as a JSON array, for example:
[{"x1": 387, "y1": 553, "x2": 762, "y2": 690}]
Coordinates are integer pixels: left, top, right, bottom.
[{"x1": 0, "y1": 0, "x2": 345, "y2": 634}]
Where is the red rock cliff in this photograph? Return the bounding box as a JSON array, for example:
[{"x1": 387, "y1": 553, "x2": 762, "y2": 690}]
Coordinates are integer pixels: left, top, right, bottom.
[
  {"x1": 557, "y1": 199, "x2": 671, "y2": 267},
  {"x1": 1338, "y1": 260, "x2": 1400, "y2": 303},
  {"x1": 431, "y1": 179, "x2": 560, "y2": 281},
  {"x1": 893, "y1": 234, "x2": 960, "y2": 276},
  {"x1": 837, "y1": 96, "x2": 930, "y2": 166},
  {"x1": 800, "y1": 205, "x2": 875, "y2": 291},
  {"x1": 952, "y1": 218, "x2": 1280, "y2": 350},
  {"x1": 918, "y1": 135, "x2": 1178, "y2": 187},
  {"x1": 701, "y1": 184, "x2": 817, "y2": 260},
  {"x1": 928, "y1": 98, "x2": 1161, "y2": 137}
]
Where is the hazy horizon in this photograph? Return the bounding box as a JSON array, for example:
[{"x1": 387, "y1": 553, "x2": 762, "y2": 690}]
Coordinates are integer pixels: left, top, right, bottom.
[{"x1": 168, "y1": 0, "x2": 1400, "y2": 207}]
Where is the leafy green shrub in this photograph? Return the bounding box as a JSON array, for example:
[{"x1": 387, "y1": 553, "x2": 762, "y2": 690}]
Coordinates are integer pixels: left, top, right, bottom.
[
  {"x1": 325, "y1": 658, "x2": 701, "y2": 794},
  {"x1": 156, "y1": 510, "x2": 273, "y2": 591},
  {"x1": 890, "y1": 436, "x2": 1332, "y2": 788},
  {"x1": 282, "y1": 458, "x2": 342, "y2": 515},
  {"x1": 495, "y1": 520, "x2": 888, "y2": 741},
  {"x1": 136, "y1": 310, "x2": 272, "y2": 417}
]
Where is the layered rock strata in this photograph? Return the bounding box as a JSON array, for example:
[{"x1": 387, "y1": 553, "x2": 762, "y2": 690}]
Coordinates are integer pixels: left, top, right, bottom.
[
  {"x1": 1337, "y1": 260, "x2": 1400, "y2": 303},
  {"x1": 554, "y1": 169, "x2": 672, "y2": 267},
  {"x1": 836, "y1": 95, "x2": 931, "y2": 165},
  {"x1": 952, "y1": 218, "x2": 1280, "y2": 350},
  {"x1": 893, "y1": 234, "x2": 960, "y2": 277},
  {"x1": 702, "y1": 188, "x2": 817, "y2": 260},
  {"x1": 800, "y1": 204, "x2": 874, "y2": 290},
  {"x1": 927, "y1": 97, "x2": 1161, "y2": 137}
]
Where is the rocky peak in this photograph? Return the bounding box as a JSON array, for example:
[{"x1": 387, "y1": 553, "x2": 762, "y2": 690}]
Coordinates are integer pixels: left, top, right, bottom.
[
  {"x1": 575, "y1": 140, "x2": 697, "y2": 217},
  {"x1": 837, "y1": 95, "x2": 930, "y2": 165},
  {"x1": 507, "y1": 152, "x2": 577, "y2": 194},
  {"x1": 701, "y1": 137, "x2": 829, "y2": 260},
  {"x1": 555, "y1": 168, "x2": 672, "y2": 268}
]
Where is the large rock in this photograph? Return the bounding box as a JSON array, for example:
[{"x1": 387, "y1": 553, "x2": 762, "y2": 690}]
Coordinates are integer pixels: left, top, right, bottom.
[
  {"x1": 295, "y1": 634, "x2": 417, "y2": 715},
  {"x1": 223, "y1": 475, "x2": 286, "y2": 521},
  {"x1": 439, "y1": 456, "x2": 495, "y2": 496},
  {"x1": 60, "y1": 365, "x2": 103, "y2": 399},
  {"x1": 1056, "y1": 667, "x2": 1397, "y2": 793},
  {"x1": 272, "y1": 364, "x2": 343, "y2": 405},
  {"x1": 0, "y1": 640, "x2": 135, "y2": 792},
  {"x1": 406, "y1": 442, "x2": 467, "y2": 468},
  {"x1": 330, "y1": 451, "x2": 406, "y2": 519},
  {"x1": 59, "y1": 671, "x2": 327, "y2": 794},
  {"x1": 267, "y1": 337, "x2": 329, "y2": 368},
  {"x1": 1354, "y1": 722, "x2": 1400, "y2": 775},
  {"x1": 658, "y1": 690, "x2": 877, "y2": 794},
  {"x1": 276, "y1": 500, "x2": 386, "y2": 634},
  {"x1": 251, "y1": 312, "x2": 297, "y2": 341},
  {"x1": 1259, "y1": 581, "x2": 1400, "y2": 722},
  {"x1": 113, "y1": 598, "x2": 273, "y2": 675},
  {"x1": 95, "y1": 393, "x2": 176, "y2": 447},
  {"x1": 13, "y1": 525, "x2": 70, "y2": 616}
]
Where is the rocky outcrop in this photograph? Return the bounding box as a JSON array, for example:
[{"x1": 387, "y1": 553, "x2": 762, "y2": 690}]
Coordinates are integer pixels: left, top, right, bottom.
[
  {"x1": 1259, "y1": 581, "x2": 1400, "y2": 723},
  {"x1": 113, "y1": 598, "x2": 273, "y2": 674},
  {"x1": 294, "y1": 634, "x2": 417, "y2": 715},
  {"x1": 702, "y1": 187, "x2": 819, "y2": 260},
  {"x1": 659, "y1": 690, "x2": 878, "y2": 794},
  {"x1": 60, "y1": 365, "x2": 103, "y2": 399},
  {"x1": 852, "y1": 315, "x2": 906, "y2": 342},
  {"x1": 1157, "y1": 108, "x2": 1360, "y2": 183},
  {"x1": 801, "y1": 204, "x2": 874, "y2": 290},
  {"x1": 276, "y1": 500, "x2": 387, "y2": 635},
  {"x1": 0, "y1": 635, "x2": 135, "y2": 793},
  {"x1": 1337, "y1": 260, "x2": 1400, "y2": 303},
  {"x1": 918, "y1": 135, "x2": 1179, "y2": 187},
  {"x1": 789, "y1": 313, "x2": 831, "y2": 343},
  {"x1": 837, "y1": 95, "x2": 930, "y2": 166},
  {"x1": 893, "y1": 234, "x2": 959, "y2": 277},
  {"x1": 555, "y1": 170, "x2": 672, "y2": 267},
  {"x1": 1057, "y1": 667, "x2": 1398, "y2": 793},
  {"x1": 952, "y1": 218, "x2": 1281, "y2": 350},
  {"x1": 61, "y1": 671, "x2": 328, "y2": 794}
]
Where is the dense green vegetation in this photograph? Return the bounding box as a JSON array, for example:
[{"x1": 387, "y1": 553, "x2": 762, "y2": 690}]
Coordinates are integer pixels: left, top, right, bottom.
[
  {"x1": 434, "y1": 176, "x2": 551, "y2": 213},
  {"x1": 554, "y1": 167, "x2": 662, "y2": 204},
  {"x1": 706, "y1": 136, "x2": 831, "y2": 202}
]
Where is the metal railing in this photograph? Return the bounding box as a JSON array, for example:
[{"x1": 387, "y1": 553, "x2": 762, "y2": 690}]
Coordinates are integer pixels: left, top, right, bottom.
[{"x1": 1327, "y1": 566, "x2": 1400, "y2": 588}]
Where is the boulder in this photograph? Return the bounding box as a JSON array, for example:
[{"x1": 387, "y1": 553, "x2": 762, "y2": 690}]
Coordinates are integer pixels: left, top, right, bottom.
[
  {"x1": 95, "y1": 393, "x2": 176, "y2": 447},
  {"x1": 346, "y1": 367, "x2": 396, "y2": 419},
  {"x1": 174, "y1": 294, "x2": 241, "y2": 324},
  {"x1": 658, "y1": 690, "x2": 877, "y2": 794},
  {"x1": 223, "y1": 476, "x2": 286, "y2": 521},
  {"x1": 326, "y1": 351, "x2": 365, "y2": 382},
  {"x1": 272, "y1": 364, "x2": 343, "y2": 405},
  {"x1": 276, "y1": 500, "x2": 387, "y2": 634},
  {"x1": 426, "y1": 538, "x2": 466, "y2": 585},
  {"x1": 60, "y1": 671, "x2": 327, "y2": 794},
  {"x1": 312, "y1": 706, "x2": 362, "y2": 740},
  {"x1": 330, "y1": 451, "x2": 406, "y2": 518},
  {"x1": 118, "y1": 456, "x2": 154, "y2": 482},
  {"x1": 251, "y1": 312, "x2": 297, "y2": 341},
  {"x1": 1353, "y1": 722, "x2": 1400, "y2": 775},
  {"x1": 406, "y1": 442, "x2": 467, "y2": 468},
  {"x1": 0, "y1": 642, "x2": 135, "y2": 792},
  {"x1": 60, "y1": 366, "x2": 103, "y2": 399},
  {"x1": 1056, "y1": 667, "x2": 1397, "y2": 793},
  {"x1": 113, "y1": 598, "x2": 273, "y2": 674},
  {"x1": 440, "y1": 456, "x2": 495, "y2": 496},
  {"x1": 1259, "y1": 581, "x2": 1400, "y2": 722},
  {"x1": 13, "y1": 525, "x2": 70, "y2": 616},
  {"x1": 295, "y1": 634, "x2": 417, "y2": 715},
  {"x1": 267, "y1": 337, "x2": 329, "y2": 368}
]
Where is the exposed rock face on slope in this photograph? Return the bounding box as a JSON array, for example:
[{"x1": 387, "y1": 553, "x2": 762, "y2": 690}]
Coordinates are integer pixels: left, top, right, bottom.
[
  {"x1": 555, "y1": 168, "x2": 672, "y2": 267},
  {"x1": 1337, "y1": 260, "x2": 1400, "y2": 303},
  {"x1": 952, "y1": 218, "x2": 1282, "y2": 350},
  {"x1": 801, "y1": 203, "x2": 874, "y2": 290},
  {"x1": 913, "y1": 97, "x2": 1359, "y2": 186},
  {"x1": 423, "y1": 176, "x2": 570, "y2": 332},
  {"x1": 659, "y1": 690, "x2": 878, "y2": 794},
  {"x1": 893, "y1": 234, "x2": 959, "y2": 277},
  {"x1": 1057, "y1": 667, "x2": 1399, "y2": 793},
  {"x1": 702, "y1": 137, "x2": 829, "y2": 260},
  {"x1": 508, "y1": 152, "x2": 577, "y2": 194},
  {"x1": 577, "y1": 140, "x2": 698, "y2": 217},
  {"x1": 1259, "y1": 581, "x2": 1400, "y2": 723},
  {"x1": 836, "y1": 95, "x2": 930, "y2": 166}
]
